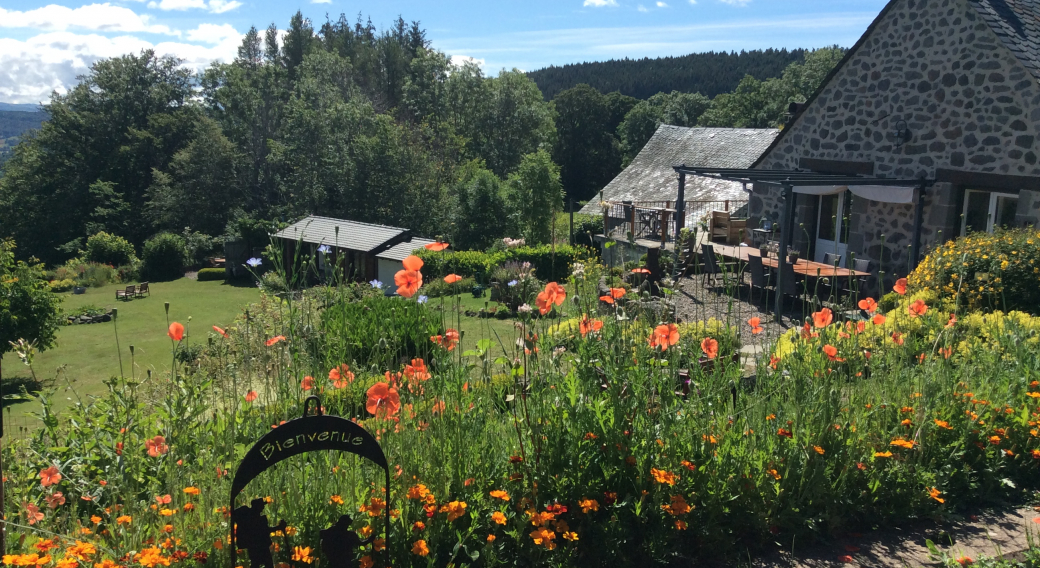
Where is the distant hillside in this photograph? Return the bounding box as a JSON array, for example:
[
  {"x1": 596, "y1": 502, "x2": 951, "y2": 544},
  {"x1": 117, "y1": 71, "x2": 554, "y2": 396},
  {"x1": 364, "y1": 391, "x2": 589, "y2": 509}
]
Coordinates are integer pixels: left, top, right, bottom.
[
  {"x1": 0, "y1": 103, "x2": 44, "y2": 112},
  {"x1": 0, "y1": 110, "x2": 47, "y2": 164},
  {"x1": 528, "y1": 49, "x2": 808, "y2": 100}
]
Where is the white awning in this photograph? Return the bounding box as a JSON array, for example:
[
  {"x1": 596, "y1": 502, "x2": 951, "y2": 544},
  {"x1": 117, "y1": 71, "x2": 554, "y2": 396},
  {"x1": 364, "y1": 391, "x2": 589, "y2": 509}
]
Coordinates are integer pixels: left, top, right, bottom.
[{"x1": 793, "y1": 184, "x2": 915, "y2": 204}]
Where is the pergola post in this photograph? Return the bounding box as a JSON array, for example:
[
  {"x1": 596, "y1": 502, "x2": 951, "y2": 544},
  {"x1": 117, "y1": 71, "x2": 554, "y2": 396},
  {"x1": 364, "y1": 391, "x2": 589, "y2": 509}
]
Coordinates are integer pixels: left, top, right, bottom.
[
  {"x1": 910, "y1": 182, "x2": 926, "y2": 272},
  {"x1": 676, "y1": 170, "x2": 687, "y2": 233},
  {"x1": 775, "y1": 182, "x2": 794, "y2": 323}
]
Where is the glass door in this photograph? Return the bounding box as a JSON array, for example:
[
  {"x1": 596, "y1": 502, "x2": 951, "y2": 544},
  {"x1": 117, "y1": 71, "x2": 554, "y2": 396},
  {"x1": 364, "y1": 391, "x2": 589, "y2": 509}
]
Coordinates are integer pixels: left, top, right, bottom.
[
  {"x1": 961, "y1": 190, "x2": 1019, "y2": 234},
  {"x1": 814, "y1": 191, "x2": 851, "y2": 267}
]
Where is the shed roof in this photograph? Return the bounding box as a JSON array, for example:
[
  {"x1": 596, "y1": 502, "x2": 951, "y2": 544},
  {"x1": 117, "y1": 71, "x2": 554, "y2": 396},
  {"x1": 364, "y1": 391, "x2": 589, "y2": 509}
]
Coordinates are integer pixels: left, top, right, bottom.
[
  {"x1": 272, "y1": 216, "x2": 407, "y2": 253},
  {"x1": 970, "y1": 0, "x2": 1040, "y2": 83},
  {"x1": 579, "y1": 125, "x2": 780, "y2": 215},
  {"x1": 375, "y1": 237, "x2": 437, "y2": 262}
]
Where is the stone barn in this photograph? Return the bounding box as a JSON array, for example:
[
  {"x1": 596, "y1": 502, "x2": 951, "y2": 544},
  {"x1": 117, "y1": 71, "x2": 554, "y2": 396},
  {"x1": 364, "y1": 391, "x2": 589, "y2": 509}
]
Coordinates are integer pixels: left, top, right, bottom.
[{"x1": 745, "y1": 0, "x2": 1040, "y2": 289}]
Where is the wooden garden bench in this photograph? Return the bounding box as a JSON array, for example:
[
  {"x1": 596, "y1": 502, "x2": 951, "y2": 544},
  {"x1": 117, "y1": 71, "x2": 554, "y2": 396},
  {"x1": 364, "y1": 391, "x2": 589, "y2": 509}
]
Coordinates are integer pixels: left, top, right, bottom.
[
  {"x1": 135, "y1": 282, "x2": 150, "y2": 297},
  {"x1": 116, "y1": 285, "x2": 136, "y2": 301}
]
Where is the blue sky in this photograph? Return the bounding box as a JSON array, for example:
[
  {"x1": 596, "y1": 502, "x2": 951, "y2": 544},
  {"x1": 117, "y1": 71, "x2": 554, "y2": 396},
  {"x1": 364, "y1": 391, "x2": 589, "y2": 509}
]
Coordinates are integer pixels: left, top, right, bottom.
[{"x1": 0, "y1": 0, "x2": 886, "y2": 104}]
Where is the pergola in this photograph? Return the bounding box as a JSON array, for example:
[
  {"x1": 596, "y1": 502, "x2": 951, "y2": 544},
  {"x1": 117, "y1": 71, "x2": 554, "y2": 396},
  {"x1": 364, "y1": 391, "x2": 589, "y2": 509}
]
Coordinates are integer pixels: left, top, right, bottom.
[{"x1": 672, "y1": 166, "x2": 935, "y2": 321}]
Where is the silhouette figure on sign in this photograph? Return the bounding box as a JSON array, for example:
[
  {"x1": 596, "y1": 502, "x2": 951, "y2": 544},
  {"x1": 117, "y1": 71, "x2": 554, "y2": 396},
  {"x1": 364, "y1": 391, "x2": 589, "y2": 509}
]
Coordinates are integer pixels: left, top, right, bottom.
[
  {"x1": 320, "y1": 514, "x2": 375, "y2": 568},
  {"x1": 232, "y1": 499, "x2": 287, "y2": 568}
]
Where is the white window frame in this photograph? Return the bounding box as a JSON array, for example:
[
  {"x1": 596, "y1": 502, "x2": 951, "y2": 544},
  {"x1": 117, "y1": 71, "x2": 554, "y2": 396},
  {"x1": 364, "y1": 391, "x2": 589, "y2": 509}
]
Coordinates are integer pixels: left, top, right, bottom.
[{"x1": 961, "y1": 189, "x2": 1018, "y2": 235}]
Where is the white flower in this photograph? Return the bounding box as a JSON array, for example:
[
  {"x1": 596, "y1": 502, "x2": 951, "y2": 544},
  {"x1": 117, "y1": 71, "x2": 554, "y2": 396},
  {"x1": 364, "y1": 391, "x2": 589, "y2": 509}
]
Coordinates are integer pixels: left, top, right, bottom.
[
  {"x1": 246, "y1": 257, "x2": 262, "y2": 267},
  {"x1": 572, "y1": 262, "x2": 585, "y2": 277},
  {"x1": 369, "y1": 279, "x2": 383, "y2": 289},
  {"x1": 517, "y1": 303, "x2": 532, "y2": 314},
  {"x1": 417, "y1": 295, "x2": 428, "y2": 304},
  {"x1": 317, "y1": 245, "x2": 331, "y2": 254}
]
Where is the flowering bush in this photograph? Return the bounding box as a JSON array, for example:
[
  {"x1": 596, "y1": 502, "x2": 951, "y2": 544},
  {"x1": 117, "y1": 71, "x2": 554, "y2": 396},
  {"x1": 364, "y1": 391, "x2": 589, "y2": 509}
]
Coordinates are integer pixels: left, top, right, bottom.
[{"x1": 909, "y1": 229, "x2": 1040, "y2": 315}]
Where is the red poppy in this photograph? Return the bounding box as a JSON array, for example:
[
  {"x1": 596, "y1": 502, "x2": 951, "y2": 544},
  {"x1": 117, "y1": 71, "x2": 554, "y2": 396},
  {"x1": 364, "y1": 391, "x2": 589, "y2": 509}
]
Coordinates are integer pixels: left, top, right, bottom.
[
  {"x1": 265, "y1": 335, "x2": 286, "y2": 346},
  {"x1": 747, "y1": 317, "x2": 764, "y2": 335},
  {"x1": 444, "y1": 274, "x2": 463, "y2": 284},
  {"x1": 168, "y1": 322, "x2": 184, "y2": 342},
  {"x1": 366, "y1": 382, "x2": 401, "y2": 419},
  {"x1": 777, "y1": 428, "x2": 793, "y2": 439},
  {"x1": 812, "y1": 308, "x2": 833, "y2": 329},
  {"x1": 395, "y1": 269, "x2": 423, "y2": 298},
  {"x1": 908, "y1": 299, "x2": 928, "y2": 318},
  {"x1": 329, "y1": 364, "x2": 355, "y2": 388},
  {"x1": 403, "y1": 255, "x2": 424, "y2": 271},
  {"x1": 244, "y1": 391, "x2": 258, "y2": 402},
  {"x1": 648, "y1": 324, "x2": 680, "y2": 351},
  {"x1": 701, "y1": 337, "x2": 719, "y2": 359},
  {"x1": 213, "y1": 326, "x2": 228, "y2": 338},
  {"x1": 823, "y1": 344, "x2": 844, "y2": 362},
  {"x1": 431, "y1": 329, "x2": 460, "y2": 351},
  {"x1": 946, "y1": 313, "x2": 957, "y2": 328},
  {"x1": 301, "y1": 376, "x2": 316, "y2": 391},
  {"x1": 872, "y1": 314, "x2": 886, "y2": 325},
  {"x1": 857, "y1": 298, "x2": 878, "y2": 313},
  {"x1": 579, "y1": 315, "x2": 603, "y2": 337},
  {"x1": 424, "y1": 242, "x2": 450, "y2": 251},
  {"x1": 891, "y1": 332, "x2": 904, "y2": 345},
  {"x1": 403, "y1": 358, "x2": 431, "y2": 382},
  {"x1": 893, "y1": 278, "x2": 907, "y2": 295},
  {"x1": 39, "y1": 465, "x2": 62, "y2": 487},
  {"x1": 610, "y1": 287, "x2": 626, "y2": 299},
  {"x1": 146, "y1": 436, "x2": 169, "y2": 457},
  {"x1": 535, "y1": 282, "x2": 567, "y2": 315},
  {"x1": 839, "y1": 555, "x2": 855, "y2": 563},
  {"x1": 600, "y1": 295, "x2": 615, "y2": 304},
  {"x1": 631, "y1": 268, "x2": 651, "y2": 275}
]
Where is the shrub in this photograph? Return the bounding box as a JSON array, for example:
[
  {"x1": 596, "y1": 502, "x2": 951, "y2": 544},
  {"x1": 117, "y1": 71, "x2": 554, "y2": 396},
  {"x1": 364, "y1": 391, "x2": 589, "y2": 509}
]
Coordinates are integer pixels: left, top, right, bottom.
[
  {"x1": 677, "y1": 318, "x2": 741, "y2": 367},
  {"x1": 85, "y1": 231, "x2": 138, "y2": 266},
  {"x1": 489, "y1": 261, "x2": 542, "y2": 311},
  {"x1": 48, "y1": 279, "x2": 76, "y2": 292},
  {"x1": 909, "y1": 228, "x2": 1040, "y2": 315},
  {"x1": 73, "y1": 262, "x2": 118, "y2": 288},
  {"x1": 141, "y1": 232, "x2": 187, "y2": 281},
  {"x1": 319, "y1": 295, "x2": 439, "y2": 370},
  {"x1": 420, "y1": 276, "x2": 476, "y2": 299},
  {"x1": 196, "y1": 267, "x2": 226, "y2": 282},
  {"x1": 571, "y1": 214, "x2": 603, "y2": 249},
  {"x1": 415, "y1": 244, "x2": 589, "y2": 283}
]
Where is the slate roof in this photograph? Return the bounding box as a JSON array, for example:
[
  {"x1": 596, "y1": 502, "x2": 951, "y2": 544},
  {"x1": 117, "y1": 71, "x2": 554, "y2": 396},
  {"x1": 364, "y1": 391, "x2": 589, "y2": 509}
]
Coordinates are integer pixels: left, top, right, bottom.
[
  {"x1": 579, "y1": 125, "x2": 780, "y2": 215},
  {"x1": 272, "y1": 216, "x2": 407, "y2": 253},
  {"x1": 970, "y1": 0, "x2": 1040, "y2": 82},
  {"x1": 375, "y1": 237, "x2": 437, "y2": 262}
]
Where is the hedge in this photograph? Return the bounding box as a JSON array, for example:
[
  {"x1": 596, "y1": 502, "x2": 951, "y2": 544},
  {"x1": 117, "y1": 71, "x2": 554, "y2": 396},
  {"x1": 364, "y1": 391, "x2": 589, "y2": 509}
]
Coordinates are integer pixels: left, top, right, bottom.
[
  {"x1": 196, "y1": 268, "x2": 226, "y2": 282},
  {"x1": 415, "y1": 244, "x2": 591, "y2": 283}
]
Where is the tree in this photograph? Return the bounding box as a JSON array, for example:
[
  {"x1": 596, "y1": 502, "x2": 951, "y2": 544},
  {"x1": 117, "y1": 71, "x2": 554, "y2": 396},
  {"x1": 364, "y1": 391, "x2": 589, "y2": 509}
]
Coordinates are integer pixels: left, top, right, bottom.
[
  {"x1": 0, "y1": 239, "x2": 62, "y2": 363},
  {"x1": 551, "y1": 84, "x2": 624, "y2": 203},
  {"x1": 616, "y1": 91, "x2": 709, "y2": 165},
  {"x1": 453, "y1": 162, "x2": 508, "y2": 250},
  {"x1": 475, "y1": 70, "x2": 556, "y2": 177},
  {"x1": 507, "y1": 150, "x2": 564, "y2": 245}
]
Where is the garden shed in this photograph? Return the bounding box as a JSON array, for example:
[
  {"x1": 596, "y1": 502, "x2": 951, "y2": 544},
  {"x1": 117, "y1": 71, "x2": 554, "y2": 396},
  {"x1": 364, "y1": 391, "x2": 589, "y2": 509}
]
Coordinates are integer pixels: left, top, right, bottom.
[
  {"x1": 374, "y1": 237, "x2": 436, "y2": 287},
  {"x1": 742, "y1": 0, "x2": 1040, "y2": 291},
  {"x1": 271, "y1": 216, "x2": 425, "y2": 282}
]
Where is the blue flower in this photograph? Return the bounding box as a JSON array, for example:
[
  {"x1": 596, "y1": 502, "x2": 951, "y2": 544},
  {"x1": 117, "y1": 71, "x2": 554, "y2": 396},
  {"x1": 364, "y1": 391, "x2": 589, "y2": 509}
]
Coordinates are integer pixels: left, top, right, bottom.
[
  {"x1": 508, "y1": 280, "x2": 518, "y2": 287},
  {"x1": 246, "y1": 258, "x2": 262, "y2": 268},
  {"x1": 369, "y1": 279, "x2": 383, "y2": 289},
  {"x1": 317, "y1": 245, "x2": 331, "y2": 254},
  {"x1": 417, "y1": 295, "x2": 428, "y2": 304}
]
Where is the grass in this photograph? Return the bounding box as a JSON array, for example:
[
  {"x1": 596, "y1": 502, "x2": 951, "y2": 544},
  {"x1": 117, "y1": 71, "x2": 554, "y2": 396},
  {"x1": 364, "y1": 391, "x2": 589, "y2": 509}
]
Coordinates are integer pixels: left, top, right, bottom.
[
  {"x1": 1, "y1": 277, "x2": 259, "y2": 426},
  {"x1": 426, "y1": 292, "x2": 576, "y2": 358}
]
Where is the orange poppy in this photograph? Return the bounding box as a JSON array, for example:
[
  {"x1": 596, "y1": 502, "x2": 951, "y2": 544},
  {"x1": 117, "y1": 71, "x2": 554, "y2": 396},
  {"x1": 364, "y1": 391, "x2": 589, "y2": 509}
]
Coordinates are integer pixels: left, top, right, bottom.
[
  {"x1": 329, "y1": 364, "x2": 355, "y2": 388},
  {"x1": 908, "y1": 299, "x2": 928, "y2": 318},
  {"x1": 747, "y1": 317, "x2": 764, "y2": 335},
  {"x1": 609, "y1": 287, "x2": 626, "y2": 299},
  {"x1": 403, "y1": 359, "x2": 431, "y2": 382},
  {"x1": 424, "y1": 242, "x2": 449, "y2": 251},
  {"x1": 631, "y1": 268, "x2": 651, "y2": 275},
  {"x1": 39, "y1": 465, "x2": 62, "y2": 487},
  {"x1": 823, "y1": 344, "x2": 844, "y2": 362},
  {"x1": 891, "y1": 332, "x2": 904, "y2": 345},
  {"x1": 431, "y1": 329, "x2": 460, "y2": 351},
  {"x1": 212, "y1": 326, "x2": 228, "y2": 338},
  {"x1": 700, "y1": 337, "x2": 719, "y2": 359},
  {"x1": 812, "y1": 308, "x2": 833, "y2": 329},
  {"x1": 857, "y1": 298, "x2": 877, "y2": 313},
  {"x1": 648, "y1": 323, "x2": 680, "y2": 351},
  {"x1": 265, "y1": 335, "x2": 286, "y2": 346},
  {"x1": 535, "y1": 282, "x2": 567, "y2": 315},
  {"x1": 403, "y1": 255, "x2": 424, "y2": 271},
  {"x1": 579, "y1": 315, "x2": 603, "y2": 337},
  {"x1": 145, "y1": 436, "x2": 169, "y2": 457},
  {"x1": 168, "y1": 322, "x2": 184, "y2": 342},
  {"x1": 301, "y1": 376, "x2": 316, "y2": 391},
  {"x1": 366, "y1": 382, "x2": 401, "y2": 419},
  {"x1": 872, "y1": 314, "x2": 886, "y2": 325},
  {"x1": 395, "y1": 269, "x2": 423, "y2": 298},
  {"x1": 893, "y1": 278, "x2": 907, "y2": 295},
  {"x1": 244, "y1": 391, "x2": 258, "y2": 402},
  {"x1": 599, "y1": 295, "x2": 615, "y2": 304},
  {"x1": 444, "y1": 274, "x2": 463, "y2": 284},
  {"x1": 946, "y1": 313, "x2": 957, "y2": 328}
]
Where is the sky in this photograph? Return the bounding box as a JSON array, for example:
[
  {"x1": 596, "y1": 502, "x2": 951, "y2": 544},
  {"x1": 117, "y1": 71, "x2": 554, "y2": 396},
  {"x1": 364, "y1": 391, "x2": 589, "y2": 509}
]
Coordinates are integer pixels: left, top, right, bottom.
[{"x1": 0, "y1": 0, "x2": 888, "y2": 105}]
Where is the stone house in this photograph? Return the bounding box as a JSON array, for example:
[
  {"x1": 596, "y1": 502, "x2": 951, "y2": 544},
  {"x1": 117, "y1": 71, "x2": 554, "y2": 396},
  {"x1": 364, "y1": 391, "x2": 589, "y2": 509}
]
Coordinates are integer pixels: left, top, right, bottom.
[{"x1": 748, "y1": 0, "x2": 1040, "y2": 289}]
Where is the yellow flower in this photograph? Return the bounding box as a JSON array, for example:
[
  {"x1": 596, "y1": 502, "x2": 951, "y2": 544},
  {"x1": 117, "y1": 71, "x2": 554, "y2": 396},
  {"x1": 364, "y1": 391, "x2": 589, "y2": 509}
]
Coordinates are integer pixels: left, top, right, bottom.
[
  {"x1": 329, "y1": 495, "x2": 344, "y2": 505},
  {"x1": 182, "y1": 487, "x2": 200, "y2": 496},
  {"x1": 577, "y1": 498, "x2": 599, "y2": 513},
  {"x1": 488, "y1": 490, "x2": 509, "y2": 501},
  {"x1": 291, "y1": 547, "x2": 313, "y2": 564},
  {"x1": 928, "y1": 487, "x2": 945, "y2": 504},
  {"x1": 491, "y1": 511, "x2": 507, "y2": 525}
]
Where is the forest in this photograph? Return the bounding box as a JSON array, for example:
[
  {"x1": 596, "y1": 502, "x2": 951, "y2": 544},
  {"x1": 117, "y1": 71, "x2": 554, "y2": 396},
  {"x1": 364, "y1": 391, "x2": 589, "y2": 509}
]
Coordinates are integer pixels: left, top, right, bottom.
[
  {"x1": 0, "y1": 10, "x2": 843, "y2": 265},
  {"x1": 0, "y1": 109, "x2": 47, "y2": 163},
  {"x1": 527, "y1": 48, "x2": 812, "y2": 100}
]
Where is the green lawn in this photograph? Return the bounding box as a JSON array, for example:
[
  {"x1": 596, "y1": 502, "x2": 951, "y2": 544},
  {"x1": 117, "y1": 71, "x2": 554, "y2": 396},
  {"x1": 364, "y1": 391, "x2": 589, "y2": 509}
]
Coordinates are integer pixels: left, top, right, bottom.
[
  {"x1": 425, "y1": 293, "x2": 576, "y2": 358},
  {"x1": 1, "y1": 278, "x2": 259, "y2": 426}
]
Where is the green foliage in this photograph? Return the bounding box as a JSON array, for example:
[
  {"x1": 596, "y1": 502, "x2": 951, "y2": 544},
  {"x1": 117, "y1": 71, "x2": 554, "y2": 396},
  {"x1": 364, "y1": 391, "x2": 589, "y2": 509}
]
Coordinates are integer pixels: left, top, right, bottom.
[
  {"x1": 141, "y1": 232, "x2": 187, "y2": 281},
  {"x1": 420, "y1": 276, "x2": 475, "y2": 299},
  {"x1": 319, "y1": 295, "x2": 439, "y2": 370},
  {"x1": 616, "y1": 91, "x2": 710, "y2": 165},
  {"x1": 571, "y1": 214, "x2": 603, "y2": 249},
  {"x1": 489, "y1": 261, "x2": 543, "y2": 311},
  {"x1": 416, "y1": 244, "x2": 587, "y2": 283},
  {"x1": 0, "y1": 239, "x2": 62, "y2": 357},
  {"x1": 195, "y1": 268, "x2": 226, "y2": 282},
  {"x1": 909, "y1": 228, "x2": 1040, "y2": 315},
  {"x1": 453, "y1": 163, "x2": 508, "y2": 250},
  {"x1": 551, "y1": 84, "x2": 626, "y2": 202},
  {"x1": 507, "y1": 150, "x2": 564, "y2": 245},
  {"x1": 84, "y1": 231, "x2": 138, "y2": 267},
  {"x1": 677, "y1": 318, "x2": 741, "y2": 366},
  {"x1": 48, "y1": 278, "x2": 76, "y2": 293}
]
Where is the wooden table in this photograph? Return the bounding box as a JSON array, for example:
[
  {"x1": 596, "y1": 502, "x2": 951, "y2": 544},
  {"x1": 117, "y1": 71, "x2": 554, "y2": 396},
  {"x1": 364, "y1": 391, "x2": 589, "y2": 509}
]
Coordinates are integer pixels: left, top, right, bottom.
[{"x1": 709, "y1": 244, "x2": 870, "y2": 278}]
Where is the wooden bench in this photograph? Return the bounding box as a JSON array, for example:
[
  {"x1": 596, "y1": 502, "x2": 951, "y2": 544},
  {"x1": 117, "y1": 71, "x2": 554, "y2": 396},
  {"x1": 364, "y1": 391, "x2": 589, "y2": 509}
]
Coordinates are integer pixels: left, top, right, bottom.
[
  {"x1": 135, "y1": 282, "x2": 150, "y2": 298},
  {"x1": 116, "y1": 285, "x2": 136, "y2": 301}
]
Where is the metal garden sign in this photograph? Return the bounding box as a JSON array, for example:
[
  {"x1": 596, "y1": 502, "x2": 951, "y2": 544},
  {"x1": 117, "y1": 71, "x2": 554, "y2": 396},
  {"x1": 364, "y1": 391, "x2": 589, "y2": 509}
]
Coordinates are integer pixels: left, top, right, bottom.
[{"x1": 229, "y1": 397, "x2": 391, "y2": 568}]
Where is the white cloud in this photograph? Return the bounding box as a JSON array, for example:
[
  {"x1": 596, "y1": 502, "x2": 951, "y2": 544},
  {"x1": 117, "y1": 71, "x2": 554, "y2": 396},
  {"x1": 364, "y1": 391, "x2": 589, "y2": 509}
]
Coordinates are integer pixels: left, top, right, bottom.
[
  {"x1": 186, "y1": 23, "x2": 241, "y2": 45},
  {"x1": 0, "y1": 4, "x2": 177, "y2": 35},
  {"x1": 148, "y1": 0, "x2": 243, "y2": 13},
  {"x1": 688, "y1": 0, "x2": 697, "y2": 3},
  {"x1": 718, "y1": 0, "x2": 751, "y2": 5},
  {"x1": 637, "y1": 4, "x2": 649, "y2": 12},
  {"x1": 311, "y1": 0, "x2": 332, "y2": 4},
  {"x1": 0, "y1": 31, "x2": 240, "y2": 104},
  {"x1": 656, "y1": 1, "x2": 668, "y2": 6},
  {"x1": 583, "y1": 0, "x2": 618, "y2": 6},
  {"x1": 450, "y1": 55, "x2": 486, "y2": 69}
]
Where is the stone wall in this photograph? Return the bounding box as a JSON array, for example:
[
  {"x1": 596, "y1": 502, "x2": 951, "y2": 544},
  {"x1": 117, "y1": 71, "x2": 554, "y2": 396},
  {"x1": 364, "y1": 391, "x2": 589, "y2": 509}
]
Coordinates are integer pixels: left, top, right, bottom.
[{"x1": 751, "y1": 0, "x2": 1040, "y2": 289}]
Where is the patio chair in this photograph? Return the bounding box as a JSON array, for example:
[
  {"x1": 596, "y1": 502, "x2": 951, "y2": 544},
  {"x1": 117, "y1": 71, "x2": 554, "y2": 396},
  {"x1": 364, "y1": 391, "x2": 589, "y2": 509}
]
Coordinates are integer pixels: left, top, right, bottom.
[
  {"x1": 135, "y1": 282, "x2": 150, "y2": 298},
  {"x1": 709, "y1": 211, "x2": 730, "y2": 243},
  {"x1": 701, "y1": 244, "x2": 721, "y2": 286},
  {"x1": 776, "y1": 260, "x2": 805, "y2": 310},
  {"x1": 747, "y1": 254, "x2": 773, "y2": 306},
  {"x1": 116, "y1": 285, "x2": 136, "y2": 301},
  {"x1": 843, "y1": 258, "x2": 871, "y2": 299},
  {"x1": 823, "y1": 252, "x2": 842, "y2": 267}
]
